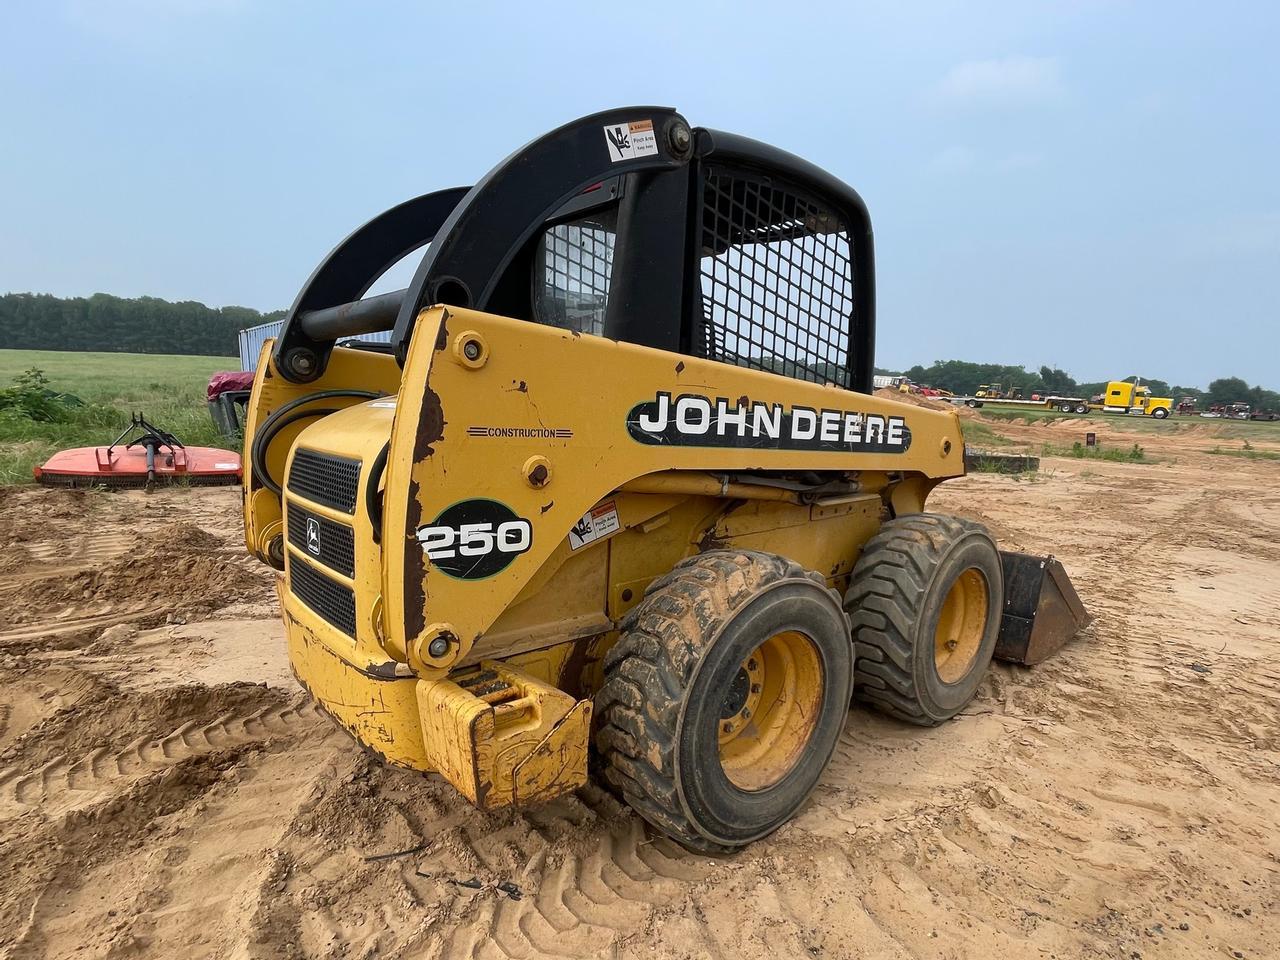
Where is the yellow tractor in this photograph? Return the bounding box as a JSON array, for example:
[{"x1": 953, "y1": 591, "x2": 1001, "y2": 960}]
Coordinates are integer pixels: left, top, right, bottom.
[{"x1": 242, "y1": 107, "x2": 1089, "y2": 851}]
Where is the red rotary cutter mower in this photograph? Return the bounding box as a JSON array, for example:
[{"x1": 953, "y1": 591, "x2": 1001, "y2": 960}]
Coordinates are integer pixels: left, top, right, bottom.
[{"x1": 34, "y1": 414, "x2": 242, "y2": 489}]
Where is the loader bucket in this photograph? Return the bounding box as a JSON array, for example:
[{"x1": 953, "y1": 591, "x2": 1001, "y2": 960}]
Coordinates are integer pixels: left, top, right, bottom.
[{"x1": 994, "y1": 552, "x2": 1091, "y2": 665}]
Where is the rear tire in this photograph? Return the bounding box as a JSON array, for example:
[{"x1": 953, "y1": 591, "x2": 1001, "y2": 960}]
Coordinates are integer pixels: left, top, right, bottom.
[
  {"x1": 845, "y1": 514, "x2": 1003, "y2": 726},
  {"x1": 595, "y1": 551, "x2": 853, "y2": 851},
  {"x1": 1074, "y1": 403, "x2": 1089, "y2": 414}
]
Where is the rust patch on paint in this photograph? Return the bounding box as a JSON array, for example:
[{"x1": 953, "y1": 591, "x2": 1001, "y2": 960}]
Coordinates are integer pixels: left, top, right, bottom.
[{"x1": 403, "y1": 315, "x2": 452, "y2": 647}]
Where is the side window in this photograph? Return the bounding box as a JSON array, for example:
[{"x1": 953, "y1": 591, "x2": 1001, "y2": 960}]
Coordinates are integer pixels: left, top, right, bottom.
[
  {"x1": 532, "y1": 210, "x2": 617, "y2": 337},
  {"x1": 698, "y1": 167, "x2": 854, "y2": 387}
]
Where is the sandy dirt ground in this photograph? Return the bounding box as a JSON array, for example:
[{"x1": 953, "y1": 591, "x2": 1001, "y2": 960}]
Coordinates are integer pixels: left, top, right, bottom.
[{"x1": 1, "y1": 418, "x2": 1278, "y2": 960}]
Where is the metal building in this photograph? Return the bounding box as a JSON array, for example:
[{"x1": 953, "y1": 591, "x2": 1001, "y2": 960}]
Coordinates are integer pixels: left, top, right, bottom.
[{"x1": 238, "y1": 320, "x2": 393, "y2": 370}]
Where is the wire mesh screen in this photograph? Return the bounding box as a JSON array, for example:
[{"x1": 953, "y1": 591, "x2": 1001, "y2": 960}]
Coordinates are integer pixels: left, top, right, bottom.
[
  {"x1": 698, "y1": 168, "x2": 854, "y2": 386},
  {"x1": 533, "y1": 211, "x2": 617, "y2": 336}
]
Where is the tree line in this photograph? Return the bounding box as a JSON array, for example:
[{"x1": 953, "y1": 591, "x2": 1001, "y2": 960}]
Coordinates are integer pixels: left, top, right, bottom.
[
  {"x1": 878, "y1": 360, "x2": 1280, "y2": 412},
  {"x1": 3, "y1": 293, "x2": 1275, "y2": 411},
  {"x1": 0, "y1": 292, "x2": 284, "y2": 358}
]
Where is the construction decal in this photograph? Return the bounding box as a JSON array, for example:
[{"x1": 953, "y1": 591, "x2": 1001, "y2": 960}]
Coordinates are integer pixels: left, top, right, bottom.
[
  {"x1": 626, "y1": 392, "x2": 912, "y2": 453},
  {"x1": 416, "y1": 498, "x2": 532, "y2": 580}
]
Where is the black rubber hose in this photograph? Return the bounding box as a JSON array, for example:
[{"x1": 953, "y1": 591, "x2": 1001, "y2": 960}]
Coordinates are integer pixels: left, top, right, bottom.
[
  {"x1": 365, "y1": 442, "x2": 391, "y2": 543},
  {"x1": 250, "y1": 390, "x2": 380, "y2": 496},
  {"x1": 253, "y1": 409, "x2": 338, "y2": 495}
]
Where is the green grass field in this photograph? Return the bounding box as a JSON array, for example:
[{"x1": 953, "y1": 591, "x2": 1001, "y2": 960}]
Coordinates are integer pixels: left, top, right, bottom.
[{"x1": 0, "y1": 349, "x2": 237, "y2": 484}]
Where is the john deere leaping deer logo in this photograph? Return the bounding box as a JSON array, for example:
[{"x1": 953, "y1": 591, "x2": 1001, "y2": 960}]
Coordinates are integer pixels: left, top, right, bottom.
[{"x1": 306, "y1": 517, "x2": 321, "y2": 556}]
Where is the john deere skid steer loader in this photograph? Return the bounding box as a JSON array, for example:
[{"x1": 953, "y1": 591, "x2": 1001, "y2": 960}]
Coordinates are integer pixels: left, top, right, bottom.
[{"x1": 242, "y1": 107, "x2": 1089, "y2": 851}]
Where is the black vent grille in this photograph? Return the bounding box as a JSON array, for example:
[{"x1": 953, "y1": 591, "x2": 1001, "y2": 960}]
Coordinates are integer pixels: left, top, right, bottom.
[
  {"x1": 698, "y1": 167, "x2": 854, "y2": 388},
  {"x1": 287, "y1": 449, "x2": 361, "y2": 514},
  {"x1": 287, "y1": 502, "x2": 355, "y2": 578},
  {"x1": 289, "y1": 558, "x2": 357, "y2": 637}
]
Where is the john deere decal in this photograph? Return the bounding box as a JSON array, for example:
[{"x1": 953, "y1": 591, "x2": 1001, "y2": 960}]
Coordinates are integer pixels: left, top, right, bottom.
[{"x1": 627, "y1": 392, "x2": 911, "y2": 453}]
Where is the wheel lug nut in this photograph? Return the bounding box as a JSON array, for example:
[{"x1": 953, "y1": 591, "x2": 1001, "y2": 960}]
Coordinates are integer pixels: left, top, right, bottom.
[
  {"x1": 747, "y1": 658, "x2": 757, "y2": 671},
  {"x1": 750, "y1": 683, "x2": 761, "y2": 694},
  {"x1": 722, "y1": 722, "x2": 734, "y2": 734}
]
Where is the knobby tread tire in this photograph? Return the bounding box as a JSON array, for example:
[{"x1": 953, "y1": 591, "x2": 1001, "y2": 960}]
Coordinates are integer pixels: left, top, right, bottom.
[
  {"x1": 594, "y1": 550, "x2": 847, "y2": 852},
  {"x1": 845, "y1": 513, "x2": 999, "y2": 726}
]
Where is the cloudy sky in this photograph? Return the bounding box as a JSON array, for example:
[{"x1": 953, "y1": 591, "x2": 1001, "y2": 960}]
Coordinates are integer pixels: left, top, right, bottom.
[{"x1": 1, "y1": 1, "x2": 1276, "y2": 387}]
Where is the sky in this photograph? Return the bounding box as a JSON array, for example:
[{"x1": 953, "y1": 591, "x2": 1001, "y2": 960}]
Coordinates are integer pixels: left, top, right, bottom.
[{"x1": 1, "y1": 0, "x2": 1277, "y2": 388}]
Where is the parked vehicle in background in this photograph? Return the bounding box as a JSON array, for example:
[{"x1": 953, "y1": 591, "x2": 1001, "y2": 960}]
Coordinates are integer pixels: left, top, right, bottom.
[
  {"x1": 872, "y1": 375, "x2": 912, "y2": 392},
  {"x1": 1093, "y1": 381, "x2": 1173, "y2": 419},
  {"x1": 1223, "y1": 402, "x2": 1252, "y2": 421},
  {"x1": 1251, "y1": 409, "x2": 1280, "y2": 421},
  {"x1": 1176, "y1": 397, "x2": 1198, "y2": 416}
]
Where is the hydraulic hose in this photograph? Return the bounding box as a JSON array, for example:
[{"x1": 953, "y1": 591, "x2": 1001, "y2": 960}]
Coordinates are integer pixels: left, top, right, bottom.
[
  {"x1": 250, "y1": 390, "x2": 380, "y2": 496},
  {"x1": 365, "y1": 442, "x2": 391, "y2": 543}
]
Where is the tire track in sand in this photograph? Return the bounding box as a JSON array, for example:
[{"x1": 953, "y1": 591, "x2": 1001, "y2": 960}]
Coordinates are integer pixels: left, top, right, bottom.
[{"x1": 0, "y1": 697, "x2": 327, "y2": 815}]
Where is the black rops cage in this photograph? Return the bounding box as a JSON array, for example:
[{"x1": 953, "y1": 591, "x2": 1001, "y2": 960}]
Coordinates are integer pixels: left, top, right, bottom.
[{"x1": 270, "y1": 107, "x2": 875, "y2": 394}]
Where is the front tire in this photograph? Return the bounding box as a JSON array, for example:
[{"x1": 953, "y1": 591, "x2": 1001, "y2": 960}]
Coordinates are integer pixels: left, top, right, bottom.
[
  {"x1": 595, "y1": 551, "x2": 853, "y2": 851},
  {"x1": 845, "y1": 514, "x2": 1003, "y2": 726},
  {"x1": 1151, "y1": 407, "x2": 1169, "y2": 419}
]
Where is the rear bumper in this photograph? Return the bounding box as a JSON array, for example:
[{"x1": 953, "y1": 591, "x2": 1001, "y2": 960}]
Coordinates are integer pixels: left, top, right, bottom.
[
  {"x1": 278, "y1": 581, "x2": 432, "y2": 770},
  {"x1": 278, "y1": 578, "x2": 591, "y2": 807}
]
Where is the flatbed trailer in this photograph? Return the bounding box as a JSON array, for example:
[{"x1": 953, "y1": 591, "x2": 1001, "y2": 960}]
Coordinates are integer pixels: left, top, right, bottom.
[{"x1": 951, "y1": 395, "x2": 1091, "y2": 414}]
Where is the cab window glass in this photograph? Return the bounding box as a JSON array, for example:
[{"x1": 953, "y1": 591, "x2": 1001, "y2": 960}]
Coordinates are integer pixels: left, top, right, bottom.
[{"x1": 532, "y1": 211, "x2": 617, "y2": 336}]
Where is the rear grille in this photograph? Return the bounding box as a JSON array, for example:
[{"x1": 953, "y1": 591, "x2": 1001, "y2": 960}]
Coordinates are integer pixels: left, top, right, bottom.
[
  {"x1": 287, "y1": 502, "x2": 355, "y2": 578},
  {"x1": 287, "y1": 449, "x2": 361, "y2": 514},
  {"x1": 289, "y1": 558, "x2": 357, "y2": 637}
]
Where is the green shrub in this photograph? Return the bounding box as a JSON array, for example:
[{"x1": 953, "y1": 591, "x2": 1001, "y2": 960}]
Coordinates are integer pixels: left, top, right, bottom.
[{"x1": 1041, "y1": 441, "x2": 1148, "y2": 463}]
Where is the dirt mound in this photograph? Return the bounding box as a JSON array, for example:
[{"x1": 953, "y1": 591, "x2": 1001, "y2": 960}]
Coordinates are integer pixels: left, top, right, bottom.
[
  {"x1": 23, "y1": 522, "x2": 268, "y2": 616},
  {"x1": 874, "y1": 388, "x2": 954, "y2": 411},
  {"x1": 1043, "y1": 416, "x2": 1093, "y2": 430},
  {"x1": 3, "y1": 681, "x2": 287, "y2": 773},
  {"x1": 0, "y1": 487, "x2": 100, "y2": 546}
]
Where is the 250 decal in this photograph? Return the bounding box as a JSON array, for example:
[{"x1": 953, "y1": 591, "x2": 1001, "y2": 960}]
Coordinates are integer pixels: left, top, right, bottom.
[
  {"x1": 415, "y1": 499, "x2": 532, "y2": 580},
  {"x1": 417, "y1": 521, "x2": 531, "y2": 559}
]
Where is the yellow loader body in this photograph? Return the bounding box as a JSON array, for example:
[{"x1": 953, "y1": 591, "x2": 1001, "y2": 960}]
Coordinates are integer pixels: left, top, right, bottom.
[{"x1": 249, "y1": 306, "x2": 964, "y2": 806}]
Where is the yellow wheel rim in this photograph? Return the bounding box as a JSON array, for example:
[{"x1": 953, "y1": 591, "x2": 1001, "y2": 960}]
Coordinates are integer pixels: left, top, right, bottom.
[
  {"x1": 718, "y1": 631, "x2": 823, "y2": 791},
  {"x1": 933, "y1": 568, "x2": 989, "y2": 683}
]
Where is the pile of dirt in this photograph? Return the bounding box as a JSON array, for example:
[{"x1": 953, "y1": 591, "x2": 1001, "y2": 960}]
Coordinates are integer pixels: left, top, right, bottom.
[
  {"x1": 873, "y1": 388, "x2": 954, "y2": 411},
  {"x1": 23, "y1": 522, "x2": 268, "y2": 616},
  {"x1": 2, "y1": 681, "x2": 285, "y2": 772},
  {"x1": 0, "y1": 487, "x2": 98, "y2": 547}
]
